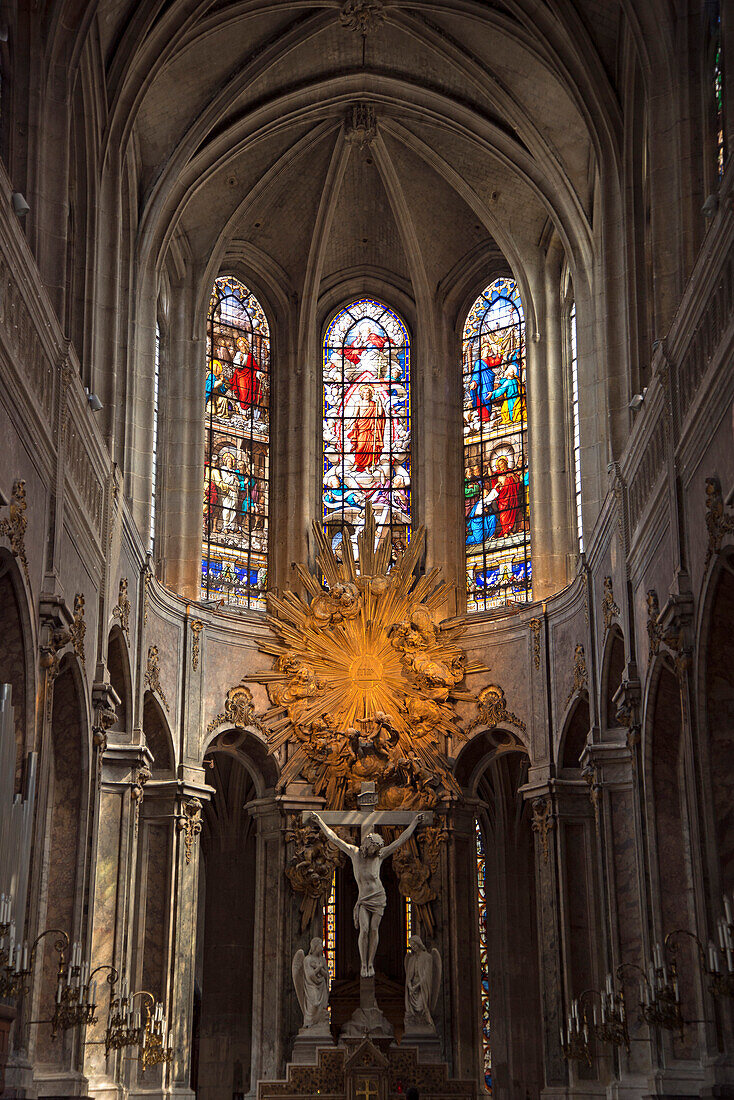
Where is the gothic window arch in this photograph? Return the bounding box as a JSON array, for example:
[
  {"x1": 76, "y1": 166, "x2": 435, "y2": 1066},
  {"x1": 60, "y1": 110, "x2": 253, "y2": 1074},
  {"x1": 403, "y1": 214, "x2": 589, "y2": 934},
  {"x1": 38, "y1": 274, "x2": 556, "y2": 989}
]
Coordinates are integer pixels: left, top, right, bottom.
[
  {"x1": 462, "y1": 278, "x2": 530, "y2": 612},
  {"x1": 322, "y1": 298, "x2": 411, "y2": 561},
  {"x1": 202, "y1": 276, "x2": 270, "y2": 609},
  {"x1": 565, "y1": 290, "x2": 584, "y2": 555}
]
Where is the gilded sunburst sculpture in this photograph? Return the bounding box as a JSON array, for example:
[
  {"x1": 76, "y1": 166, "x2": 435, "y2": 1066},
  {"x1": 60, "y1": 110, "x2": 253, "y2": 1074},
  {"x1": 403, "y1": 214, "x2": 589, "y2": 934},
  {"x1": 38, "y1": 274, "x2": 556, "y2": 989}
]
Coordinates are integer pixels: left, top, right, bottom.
[{"x1": 246, "y1": 505, "x2": 487, "y2": 809}]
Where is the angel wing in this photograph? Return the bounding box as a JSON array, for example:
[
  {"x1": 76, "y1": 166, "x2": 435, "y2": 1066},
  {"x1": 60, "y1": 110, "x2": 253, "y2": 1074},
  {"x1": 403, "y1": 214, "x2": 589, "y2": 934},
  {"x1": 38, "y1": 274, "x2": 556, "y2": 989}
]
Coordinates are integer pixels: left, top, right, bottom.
[
  {"x1": 430, "y1": 948, "x2": 442, "y2": 1013},
  {"x1": 292, "y1": 949, "x2": 306, "y2": 1017}
]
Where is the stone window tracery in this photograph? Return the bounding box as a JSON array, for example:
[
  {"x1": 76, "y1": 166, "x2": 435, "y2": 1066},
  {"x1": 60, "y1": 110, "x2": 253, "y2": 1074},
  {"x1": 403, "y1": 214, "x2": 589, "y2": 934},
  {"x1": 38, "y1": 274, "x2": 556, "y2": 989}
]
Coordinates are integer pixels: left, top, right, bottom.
[
  {"x1": 462, "y1": 278, "x2": 531, "y2": 611},
  {"x1": 569, "y1": 302, "x2": 584, "y2": 554},
  {"x1": 149, "y1": 321, "x2": 161, "y2": 556},
  {"x1": 202, "y1": 276, "x2": 270, "y2": 608}
]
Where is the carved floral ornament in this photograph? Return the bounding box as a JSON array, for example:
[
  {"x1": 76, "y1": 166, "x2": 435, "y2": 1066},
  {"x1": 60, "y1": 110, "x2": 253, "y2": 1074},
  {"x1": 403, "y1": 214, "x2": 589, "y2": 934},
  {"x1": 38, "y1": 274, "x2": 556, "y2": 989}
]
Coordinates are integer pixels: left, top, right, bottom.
[
  {"x1": 602, "y1": 576, "x2": 620, "y2": 633},
  {"x1": 112, "y1": 578, "x2": 131, "y2": 637},
  {"x1": 339, "y1": 0, "x2": 385, "y2": 35},
  {"x1": 704, "y1": 475, "x2": 734, "y2": 571},
  {"x1": 564, "y1": 643, "x2": 588, "y2": 707},
  {"x1": 145, "y1": 645, "x2": 169, "y2": 712},
  {"x1": 0, "y1": 479, "x2": 30, "y2": 586},
  {"x1": 241, "y1": 505, "x2": 489, "y2": 811}
]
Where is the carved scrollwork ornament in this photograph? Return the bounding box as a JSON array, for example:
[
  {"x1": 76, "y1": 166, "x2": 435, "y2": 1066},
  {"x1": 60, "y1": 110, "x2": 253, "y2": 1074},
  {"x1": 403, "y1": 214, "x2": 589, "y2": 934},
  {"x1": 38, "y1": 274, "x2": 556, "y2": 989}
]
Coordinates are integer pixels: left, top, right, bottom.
[
  {"x1": 565, "y1": 644, "x2": 588, "y2": 707},
  {"x1": 531, "y1": 798, "x2": 555, "y2": 864},
  {"x1": 344, "y1": 104, "x2": 377, "y2": 150},
  {"x1": 177, "y1": 798, "x2": 203, "y2": 865},
  {"x1": 145, "y1": 645, "x2": 169, "y2": 712},
  {"x1": 0, "y1": 479, "x2": 30, "y2": 586},
  {"x1": 465, "y1": 684, "x2": 526, "y2": 735},
  {"x1": 285, "y1": 817, "x2": 345, "y2": 931},
  {"x1": 704, "y1": 476, "x2": 734, "y2": 570},
  {"x1": 92, "y1": 706, "x2": 117, "y2": 786},
  {"x1": 646, "y1": 590, "x2": 661, "y2": 661},
  {"x1": 529, "y1": 618, "x2": 542, "y2": 670},
  {"x1": 205, "y1": 680, "x2": 264, "y2": 737},
  {"x1": 70, "y1": 594, "x2": 86, "y2": 671},
  {"x1": 582, "y1": 765, "x2": 601, "y2": 829},
  {"x1": 112, "y1": 578, "x2": 131, "y2": 637},
  {"x1": 190, "y1": 620, "x2": 204, "y2": 670},
  {"x1": 601, "y1": 577, "x2": 620, "y2": 633}
]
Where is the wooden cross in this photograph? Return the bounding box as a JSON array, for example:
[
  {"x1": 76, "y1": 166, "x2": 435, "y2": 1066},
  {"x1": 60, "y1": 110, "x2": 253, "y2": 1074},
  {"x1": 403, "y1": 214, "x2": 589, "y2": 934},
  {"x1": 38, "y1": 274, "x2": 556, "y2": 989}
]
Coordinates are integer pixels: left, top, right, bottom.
[{"x1": 302, "y1": 781, "x2": 433, "y2": 840}]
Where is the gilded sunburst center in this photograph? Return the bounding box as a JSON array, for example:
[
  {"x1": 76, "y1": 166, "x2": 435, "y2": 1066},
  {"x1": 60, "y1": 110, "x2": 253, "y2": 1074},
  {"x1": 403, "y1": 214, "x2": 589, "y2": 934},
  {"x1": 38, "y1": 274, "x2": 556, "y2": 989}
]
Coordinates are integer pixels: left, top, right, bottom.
[{"x1": 349, "y1": 654, "x2": 385, "y2": 683}]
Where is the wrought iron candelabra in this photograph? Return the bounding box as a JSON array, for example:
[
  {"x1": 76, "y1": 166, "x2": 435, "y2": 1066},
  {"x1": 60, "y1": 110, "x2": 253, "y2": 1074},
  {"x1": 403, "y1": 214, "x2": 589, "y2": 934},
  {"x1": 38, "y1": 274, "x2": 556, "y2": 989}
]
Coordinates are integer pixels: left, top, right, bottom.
[
  {"x1": 50, "y1": 937, "x2": 99, "y2": 1038},
  {"x1": 561, "y1": 975, "x2": 629, "y2": 1066}
]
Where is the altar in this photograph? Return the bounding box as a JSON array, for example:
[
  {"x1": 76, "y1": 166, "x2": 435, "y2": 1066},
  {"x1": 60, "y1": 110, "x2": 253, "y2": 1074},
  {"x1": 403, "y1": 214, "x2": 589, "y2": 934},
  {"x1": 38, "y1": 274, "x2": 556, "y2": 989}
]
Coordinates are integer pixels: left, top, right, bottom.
[{"x1": 258, "y1": 1040, "x2": 476, "y2": 1100}]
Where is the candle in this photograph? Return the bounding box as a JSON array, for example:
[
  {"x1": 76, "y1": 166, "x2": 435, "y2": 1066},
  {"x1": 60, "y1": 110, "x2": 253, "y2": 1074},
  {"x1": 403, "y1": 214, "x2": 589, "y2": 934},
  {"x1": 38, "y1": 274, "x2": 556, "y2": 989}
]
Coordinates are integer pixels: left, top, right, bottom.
[
  {"x1": 22, "y1": 943, "x2": 28, "y2": 971},
  {"x1": 90, "y1": 980, "x2": 97, "y2": 1006},
  {"x1": 724, "y1": 893, "x2": 732, "y2": 925},
  {"x1": 592, "y1": 1005, "x2": 597, "y2": 1026}
]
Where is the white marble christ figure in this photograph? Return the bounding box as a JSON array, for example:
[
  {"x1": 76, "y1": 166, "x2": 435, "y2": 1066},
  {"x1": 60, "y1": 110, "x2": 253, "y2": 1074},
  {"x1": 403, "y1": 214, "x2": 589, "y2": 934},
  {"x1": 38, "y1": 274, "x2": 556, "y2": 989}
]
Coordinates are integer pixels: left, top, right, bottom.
[{"x1": 306, "y1": 811, "x2": 423, "y2": 977}]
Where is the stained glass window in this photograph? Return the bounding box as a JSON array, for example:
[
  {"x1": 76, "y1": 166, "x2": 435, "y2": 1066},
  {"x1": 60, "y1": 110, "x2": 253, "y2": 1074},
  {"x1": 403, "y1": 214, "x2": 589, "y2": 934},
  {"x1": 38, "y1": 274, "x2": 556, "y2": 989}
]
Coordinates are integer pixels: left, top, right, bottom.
[
  {"x1": 149, "y1": 322, "x2": 161, "y2": 555},
  {"x1": 323, "y1": 299, "x2": 410, "y2": 562},
  {"x1": 569, "y1": 302, "x2": 583, "y2": 554},
  {"x1": 323, "y1": 874, "x2": 336, "y2": 982},
  {"x1": 462, "y1": 278, "x2": 531, "y2": 611},
  {"x1": 714, "y1": 42, "x2": 725, "y2": 179},
  {"x1": 476, "y1": 819, "x2": 491, "y2": 1093},
  {"x1": 202, "y1": 276, "x2": 269, "y2": 609}
]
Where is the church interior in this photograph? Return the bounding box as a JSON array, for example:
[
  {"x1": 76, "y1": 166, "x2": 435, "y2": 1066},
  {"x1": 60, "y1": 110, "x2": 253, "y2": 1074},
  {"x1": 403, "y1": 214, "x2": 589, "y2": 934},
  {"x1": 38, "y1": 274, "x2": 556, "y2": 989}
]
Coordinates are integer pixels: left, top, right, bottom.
[{"x1": 0, "y1": 2, "x2": 733, "y2": 1099}]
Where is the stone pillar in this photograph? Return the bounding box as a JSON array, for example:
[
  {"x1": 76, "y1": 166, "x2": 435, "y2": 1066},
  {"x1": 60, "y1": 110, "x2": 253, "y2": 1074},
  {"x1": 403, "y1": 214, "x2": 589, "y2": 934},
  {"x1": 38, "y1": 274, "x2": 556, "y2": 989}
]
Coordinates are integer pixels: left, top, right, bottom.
[
  {"x1": 521, "y1": 781, "x2": 567, "y2": 1096},
  {"x1": 83, "y1": 736, "x2": 151, "y2": 1100},
  {"x1": 553, "y1": 779, "x2": 603, "y2": 1097},
  {"x1": 246, "y1": 798, "x2": 287, "y2": 1097},
  {"x1": 440, "y1": 804, "x2": 482, "y2": 1083},
  {"x1": 169, "y1": 786, "x2": 207, "y2": 1100},
  {"x1": 582, "y1": 728, "x2": 652, "y2": 1098}
]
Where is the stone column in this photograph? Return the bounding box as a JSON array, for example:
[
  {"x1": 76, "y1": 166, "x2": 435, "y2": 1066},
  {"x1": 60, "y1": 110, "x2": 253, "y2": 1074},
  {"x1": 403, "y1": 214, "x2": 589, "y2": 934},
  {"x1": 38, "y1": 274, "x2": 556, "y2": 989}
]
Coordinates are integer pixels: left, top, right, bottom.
[
  {"x1": 521, "y1": 781, "x2": 567, "y2": 1096},
  {"x1": 246, "y1": 798, "x2": 288, "y2": 1097},
  {"x1": 84, "y1": 736, "x2": 151, "y2": 1100},
  {"x1": 169, "y1": 785, "x2": 208, "y2": 1100},
  {"x1": 582, "y1": 726, "x2": 652, "y2": 1097},
  {"x1": 440, "y1": 804, "x2": 482, "y2": 1083}
]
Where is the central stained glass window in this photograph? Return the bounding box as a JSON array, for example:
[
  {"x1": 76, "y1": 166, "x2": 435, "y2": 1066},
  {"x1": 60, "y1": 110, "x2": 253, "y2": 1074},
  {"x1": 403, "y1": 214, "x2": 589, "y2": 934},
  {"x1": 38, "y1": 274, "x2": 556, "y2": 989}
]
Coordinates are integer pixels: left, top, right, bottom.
[
  {"x1": 323, "y1": 299, "x2": 411, "y2": 561},
  {"x1": 462, "y1": 278, "x2": 531, "y2": 611}
]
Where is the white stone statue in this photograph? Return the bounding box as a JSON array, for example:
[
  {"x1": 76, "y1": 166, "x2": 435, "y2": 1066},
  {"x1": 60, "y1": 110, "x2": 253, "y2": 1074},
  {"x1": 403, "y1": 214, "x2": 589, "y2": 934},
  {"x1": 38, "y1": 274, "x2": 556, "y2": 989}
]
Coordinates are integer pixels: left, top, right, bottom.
[
  {"x1": 306, "y1": 811, "x2": 423, "y2": 977},
  {"x1": 292, "y1": 937, "x2": 330, "y2": 1028},
  {"x1": 404, "y1": 935, "x2": 442, "y2": 1029}
]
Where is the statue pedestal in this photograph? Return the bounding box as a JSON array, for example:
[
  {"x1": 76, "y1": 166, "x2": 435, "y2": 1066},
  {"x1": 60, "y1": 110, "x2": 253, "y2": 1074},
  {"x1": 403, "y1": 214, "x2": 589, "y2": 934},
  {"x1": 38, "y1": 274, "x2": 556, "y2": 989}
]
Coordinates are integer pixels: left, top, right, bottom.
[
  {"x1": 402, "y1": 1021, "x2": 442, "y2": 1063},
  {"x1": 340, "y1": 976, "x2": 394, "y2": 1039},
  {"x1": 291, "y1": 1022, "x2": 335, "y2": 1065}
]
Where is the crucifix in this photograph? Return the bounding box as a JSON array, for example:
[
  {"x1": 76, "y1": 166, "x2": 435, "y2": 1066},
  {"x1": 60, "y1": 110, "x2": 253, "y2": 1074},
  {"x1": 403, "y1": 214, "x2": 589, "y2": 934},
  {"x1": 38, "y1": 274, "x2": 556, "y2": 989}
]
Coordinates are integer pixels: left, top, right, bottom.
[{"x1": 304, "y1": 782, "x2": 432, "y2": 980}]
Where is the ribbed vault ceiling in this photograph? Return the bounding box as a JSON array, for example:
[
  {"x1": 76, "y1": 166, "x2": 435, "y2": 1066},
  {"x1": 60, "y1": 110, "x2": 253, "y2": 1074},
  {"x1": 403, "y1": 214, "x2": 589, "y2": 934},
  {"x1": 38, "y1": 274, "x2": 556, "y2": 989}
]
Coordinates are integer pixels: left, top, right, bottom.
[{"x1": 56, "y1": 0, "x2": 651, "y2": 307}]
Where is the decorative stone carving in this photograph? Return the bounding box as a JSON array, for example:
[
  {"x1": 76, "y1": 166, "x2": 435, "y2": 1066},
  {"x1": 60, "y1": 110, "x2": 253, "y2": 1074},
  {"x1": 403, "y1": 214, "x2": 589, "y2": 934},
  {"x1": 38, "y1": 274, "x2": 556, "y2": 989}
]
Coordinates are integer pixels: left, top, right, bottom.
[
  {"x1": 0, "y1": 480, "x2": 29, "y2": 586},
  {"x1": 601, "y1": 576, "x2": 620, "y2": 633},
  {"x1": 404, "y1": 936, "x2": 441, "y2": 1030},
  {"x1": 345, "y1": 104, "x2": 377, "y2": 150},
  {"x1": 392, "y1": 824, "x2": 446, "y2": 935},
  {"x1": 245, "y1": 505, "x2": 487, "y2": 809},
  {"x1": 531, "y1": 797, "x2": 555, "y2": 864},
  {"x1": 190, "y1": 619, "x2": 203, "y2": 671},
  {"x1": 70, "y1": 594, "x2": 86, "y2": 671},
  {"x1": 285, "y1": 817, "x2": 345, "y2": 931},
  {"x1": 112, "y1": 578, "x2": 131, "y2": 637},
  {"x1": 145, "y1": 645, "x2": 169, "y2": 712},
  {"x1": 339, "y1": 0, "x2": 385, "y2": 35},
  {"x1": 205, "y1": 679, "x2": 262, "y2": 736},
  {"x1": 466, "y1": 684, "x2": 526, "y2": 735},
  {"x1": 704, "y1": 476, "x2": 734, "y2": 570},
  {"x1": 292, "y1": 938, "x2": 330, "y2": 1029},
  {"x1": 646, "y1": 589, "x2": 661, "y2": 660},
  {"x1": 143, "y1": 565, "x2": 152, "y2": 626},
  {"x1": 564, "y1": 644, "x2": 587, "y2": 707},
  {"x1": 529, "y1": 617, "x2": 542, "y2": 670},
  {"x1": 177, "y1": 798, "x2": 203, "y2": 865}
]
